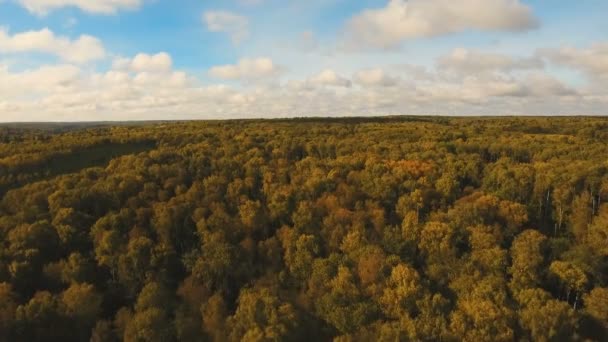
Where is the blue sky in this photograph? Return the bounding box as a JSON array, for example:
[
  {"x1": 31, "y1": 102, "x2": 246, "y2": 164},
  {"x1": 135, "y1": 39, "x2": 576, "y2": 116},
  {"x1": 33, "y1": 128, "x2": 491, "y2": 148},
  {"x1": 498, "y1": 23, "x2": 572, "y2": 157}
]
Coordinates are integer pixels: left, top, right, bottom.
[{"x1": 0, "y1": 0, "x2": 607, "y2": 121}]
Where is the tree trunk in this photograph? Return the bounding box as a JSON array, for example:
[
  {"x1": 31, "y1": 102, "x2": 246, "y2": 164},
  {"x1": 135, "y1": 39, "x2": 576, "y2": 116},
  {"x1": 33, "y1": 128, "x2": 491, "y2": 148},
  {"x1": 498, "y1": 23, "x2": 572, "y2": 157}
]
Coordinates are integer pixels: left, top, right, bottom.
[
  {"x1": 554, "y1": 223, "x2": 558, "y2": 237},
  {"x1": 546, "y1": 190, "x2": 551, "y2": 217},
  {"x1": 557, "y1": 207, "x2": 563, "y2": 236}
]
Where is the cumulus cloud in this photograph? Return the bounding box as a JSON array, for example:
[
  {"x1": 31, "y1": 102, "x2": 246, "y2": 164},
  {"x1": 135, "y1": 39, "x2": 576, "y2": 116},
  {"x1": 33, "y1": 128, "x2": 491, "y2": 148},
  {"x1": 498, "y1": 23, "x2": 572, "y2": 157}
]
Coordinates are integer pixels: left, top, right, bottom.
[
  {"x1": 209, "y1": 58, "x2": 281, "y2": 80},
  {"x1": 203, "y1": 10, "x2": 250, "y2": 44},
  {"x1": 107, "y1": 52, "x2": 190, "y2": 90},
  {"x1": 0, "y1": 28, "x2": 105, "y2": 63},
  {"x1": 0, "y1": 60, "x2": 202, "y2": 121},
  {"x1": 0, "y1": 64, "x2": 600, "y2": 122},
  {"x1": 413, "y1": 69, "x2": 576, "y2": 104},
  {"x1": 397, "y1": 64, "x2": 436, "y2": 81},
  {"x1": 0, "y1": 45, "x2": 604, "y2": 122},
  {"x1": 438, "y1": 48, "x2": 543, "y2": 74},
  {"x1": 345, "y1": 0, "x2": 539, "y2": 49},
  {"x1": 0, "y1": 64, "x2": 81, "y2": 96},
  {"x1": 418, "y1": 76, "x2": 525, "y2": 103},
  {"x1": 539, "y1": 43, "x2": 608, "y2": 81},
  {"x1": 521, "y1": 73, "x2": 577, "y2": 97},
  {"x1": 16, "y1": 0, "x2": 142, "y2": 15},
  {"x1": 354, "y1": 68, "x2": 399, "y2": 87},
  {"x1": 309, "y1": 69, "x2": 352, "y2": 87},
  {"x1": 113, "y1": 52, "x2": 173, "y2": 73}
]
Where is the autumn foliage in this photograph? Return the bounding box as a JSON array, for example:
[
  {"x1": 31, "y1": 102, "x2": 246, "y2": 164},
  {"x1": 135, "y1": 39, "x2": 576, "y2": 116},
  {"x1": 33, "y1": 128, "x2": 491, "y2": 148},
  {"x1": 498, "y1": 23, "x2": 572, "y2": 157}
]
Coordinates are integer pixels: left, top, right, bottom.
[{"x1": 0, "y1": 117, "x2": 607, "y2": 341}]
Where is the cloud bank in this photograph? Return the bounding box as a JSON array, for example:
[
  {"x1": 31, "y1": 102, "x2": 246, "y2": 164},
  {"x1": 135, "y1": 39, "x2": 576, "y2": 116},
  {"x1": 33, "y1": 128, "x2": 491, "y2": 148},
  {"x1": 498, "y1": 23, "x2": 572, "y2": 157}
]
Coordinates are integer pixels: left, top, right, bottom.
[
  {"x1": 345, "y1": 0, "x2": 538, "y2": 49},
  {"x1": 16, "y1": 0, "x2": 142, "y2": 15},
  {"x1": 0, "y1": 28, "x2": 105, "y2": 63}
]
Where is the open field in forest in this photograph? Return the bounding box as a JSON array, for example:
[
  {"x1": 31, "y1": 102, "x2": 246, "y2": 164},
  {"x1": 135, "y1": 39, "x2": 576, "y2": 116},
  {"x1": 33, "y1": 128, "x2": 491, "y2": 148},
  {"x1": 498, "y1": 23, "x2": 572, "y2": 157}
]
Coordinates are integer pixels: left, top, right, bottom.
[{"x1": 0, "y1": 117, "x2": 607, "y2": 341}]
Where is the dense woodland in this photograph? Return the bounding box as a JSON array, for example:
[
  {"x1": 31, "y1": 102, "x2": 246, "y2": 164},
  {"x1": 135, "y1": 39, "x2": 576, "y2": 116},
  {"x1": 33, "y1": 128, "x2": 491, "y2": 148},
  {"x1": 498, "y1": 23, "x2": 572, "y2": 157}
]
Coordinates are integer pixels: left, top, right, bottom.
[{"x1": 0, "y1": 117, "x2": 607, "y2": 341}]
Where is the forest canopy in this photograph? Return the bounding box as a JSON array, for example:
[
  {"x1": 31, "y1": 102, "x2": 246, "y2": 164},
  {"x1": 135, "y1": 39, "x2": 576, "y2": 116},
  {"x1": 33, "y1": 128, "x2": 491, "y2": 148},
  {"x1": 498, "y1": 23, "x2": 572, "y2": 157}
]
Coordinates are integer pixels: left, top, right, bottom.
[{"x1": 0, "y1": 117, "x2": 607, "y2": 341}]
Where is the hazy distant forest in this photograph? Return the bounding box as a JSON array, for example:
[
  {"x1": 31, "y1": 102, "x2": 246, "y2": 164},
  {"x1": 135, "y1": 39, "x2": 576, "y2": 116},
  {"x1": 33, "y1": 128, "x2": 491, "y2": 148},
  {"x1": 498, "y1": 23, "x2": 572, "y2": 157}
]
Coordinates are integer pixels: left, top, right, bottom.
[{"x1": 0, "y1": 117, "x2": 607, "y2": 342}]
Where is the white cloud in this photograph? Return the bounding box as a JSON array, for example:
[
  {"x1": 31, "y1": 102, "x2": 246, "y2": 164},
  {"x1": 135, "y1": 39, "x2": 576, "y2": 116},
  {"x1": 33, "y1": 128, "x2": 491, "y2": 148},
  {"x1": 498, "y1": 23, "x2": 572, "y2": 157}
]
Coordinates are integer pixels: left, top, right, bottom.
[
  {"x1": 540, "y1": 43, "x2": 608, "y2": 81},
  {"x1": 0, "y1": 66, "x2": 601, "y2": 122},
  {"x1": 397, "y1": 64, "x2": 436, "y2": 81},
  {"x1": 521, "y1": 73, "x2": 577, "y2": 97},
  {"x1": 0, "y1": 46, "x2": 604, "y2": 122},
  {"x1": 0, "y1": 28, "x2": 105, "y2": 63},
  {"x1": 209, "y1": 57, "x2": 281, "y2": 80},
  {"x1": 203, "y1": 10, "x2": 250, "y2": 44},
  {"x1": 0, "y1": 64, "x2": 81, "y2": 96},
  {"x1": 113, "y1": 52, "x2": 173, "y2": 73},
  {"x1": 438, "y1": 48, "x2": 543, "y2": 74},
  {"x1": 354, "y1": 68, "x2": 399, "y2": 87},
  {"x1": 414, "y1": 70, "x2": 576, "y2": 104},
  {"x1": 309, "y1": 69, "x2": 352, "y2": 87},
  {"x1": 17, "y1": 0, "x2": 142, "y2": 15},
  {"x1": 0, "y1": 60, "x2": 201, "y2": 121},
  {"x1": 345, "y1": 0, "x2": 539, "y2": 49},
  {"x1": 418, "y1": 76, "x2": 525, "y2": 103},
  {"x1": 132, "y1": 71, "x2": 188, "y2": 87}
]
